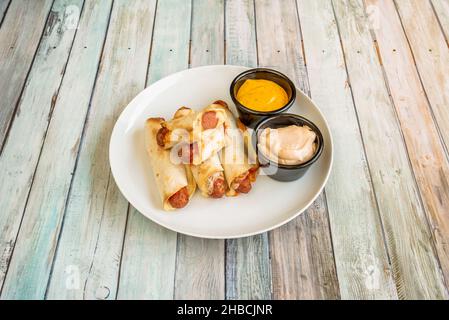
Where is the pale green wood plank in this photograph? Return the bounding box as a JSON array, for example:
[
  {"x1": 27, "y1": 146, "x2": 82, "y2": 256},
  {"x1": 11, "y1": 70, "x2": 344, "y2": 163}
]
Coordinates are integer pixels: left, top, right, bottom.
[
  {"x1": 0, "y1": 0, "x2": 53, "y2": 148},
  {"x1": 367, "y1": 0, "x2": 449, "y2": 294},
  {"x1": 226, "y1": 235, "x2": 271, "y2": 300},
  {"x1": 224, "y1": 0, "x2": 271, "y2": 300},
  {"x1": 46, "y1": 0, "x2": 156, "y2": 300},
  {"x1": 0, "y1": 0, "x2": 11, "y2": 26},
  {"x1": 225, "y1": 0, "x2": 257, "y2": 66},
  {"x1": 117, "y1": 0, "x2": 191, "y2": 300},
  {"x1": 254, "y1": 0, "x2": 340, "y2": 299},
  {"x1": 189, "y1": 0, "x2": 224, "y2": 67},
  {"x1": 174, "y1": 0, "x2": 225, "y2": 300},
  {"x1": 0, "y1": 0, "x2": 113, "y2": 299},
  {"x1": 144, "y1": 0, "x2": 192, "y2": 84},
  {"x1": 432, "y1": 0, "x2": 449, "y2": 42},
  {"x1": 118, "y1": 210, "x2": 178, "y2": 300},
  {"x1": 0, "y1": 0, "x2": 82, "y2": 294},
  {"x1": 332, "y1": 0, "x2": 447, "y2": 299},
  {"x1": 297, "y1": 0, "x2": 396, "y2": 299}
]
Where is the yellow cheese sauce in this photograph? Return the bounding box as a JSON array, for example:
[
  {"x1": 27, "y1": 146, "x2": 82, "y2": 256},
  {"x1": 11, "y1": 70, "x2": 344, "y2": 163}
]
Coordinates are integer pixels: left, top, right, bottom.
[{"x1": 236, "y1": 79, "x2": 288, "y2": 112}]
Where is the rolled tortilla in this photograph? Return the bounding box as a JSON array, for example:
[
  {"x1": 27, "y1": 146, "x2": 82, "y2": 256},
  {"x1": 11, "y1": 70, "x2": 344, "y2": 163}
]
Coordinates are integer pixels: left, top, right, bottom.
[
  {"x1": 236, "y1": 118, "x2": 258, "y2": 166},
  {"x1": 145, "y1": 117, "x2": 196, "y2": 211},
  {"x1": 158, "y1": 104, "x2": 228, "y2": 165},
  {"x1": 215, "y1": 101, "x2": 259, "y2": 196},
  {"x1": 191, "y1": 104, "x2": 227, "y2": 165},
  {"x1": 190, "y1": 153, "x2": 226, "y2": 198},
  {"x1": 157, "y1": 107, "x2": 196, "y2": 149}
]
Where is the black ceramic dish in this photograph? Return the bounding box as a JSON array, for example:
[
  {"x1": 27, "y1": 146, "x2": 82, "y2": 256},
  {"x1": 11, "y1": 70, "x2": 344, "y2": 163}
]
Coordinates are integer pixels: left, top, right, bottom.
[
  {"x1": 253, "y1": 114, "x2": 324, "y2": 182},
  {"x1": 230, "y1": 68, "x2": 296, "y2": 128}
]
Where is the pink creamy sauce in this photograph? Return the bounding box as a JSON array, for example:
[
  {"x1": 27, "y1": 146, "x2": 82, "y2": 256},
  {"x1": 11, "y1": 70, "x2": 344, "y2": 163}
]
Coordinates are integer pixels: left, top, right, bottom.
[{"x1": 258, "y1": 125, "x2": 317, "y2": 165}]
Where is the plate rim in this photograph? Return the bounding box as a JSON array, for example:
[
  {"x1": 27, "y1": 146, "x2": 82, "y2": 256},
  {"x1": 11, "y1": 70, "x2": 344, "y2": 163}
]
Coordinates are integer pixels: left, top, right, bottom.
[{"x1": 109, "y1": 64, "x2": 334, "y2": 239}]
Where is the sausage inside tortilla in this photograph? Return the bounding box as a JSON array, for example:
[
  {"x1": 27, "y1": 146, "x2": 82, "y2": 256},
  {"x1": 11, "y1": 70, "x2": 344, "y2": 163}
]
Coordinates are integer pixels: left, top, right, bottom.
[
  {"x1": 157, "y1": 108, "x2": 196, "y2": 148},
  {"x1": 190, "y1": 153, "x2": 226, "y2": 198},
  {"x1": 159, "y1": 104, "x2": 228, "y2": 165},
  {"x1": 145, "y1": 118, "x2": 196, "y2": 211},
  {"x1": 215, "y1": 102, "x2": 259, "y2": 196}
]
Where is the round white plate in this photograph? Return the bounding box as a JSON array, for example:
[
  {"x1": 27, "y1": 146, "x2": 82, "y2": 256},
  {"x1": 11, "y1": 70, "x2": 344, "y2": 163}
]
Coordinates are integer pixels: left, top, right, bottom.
[{"x1": 110, "y1": 65, "x2": 333, "y2": 239}]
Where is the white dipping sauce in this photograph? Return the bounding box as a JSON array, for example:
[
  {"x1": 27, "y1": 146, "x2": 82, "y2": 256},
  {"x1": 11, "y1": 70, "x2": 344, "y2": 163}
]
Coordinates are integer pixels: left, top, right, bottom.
[{"x1": 258, "y1": 125, "x2": 317, "y2": 165}]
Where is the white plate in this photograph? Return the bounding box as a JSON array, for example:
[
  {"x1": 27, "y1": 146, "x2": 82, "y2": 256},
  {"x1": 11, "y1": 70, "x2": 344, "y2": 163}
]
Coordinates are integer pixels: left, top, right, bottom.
[{"x1": 109, "y1": 65, "x2": 333, "y2": 239}]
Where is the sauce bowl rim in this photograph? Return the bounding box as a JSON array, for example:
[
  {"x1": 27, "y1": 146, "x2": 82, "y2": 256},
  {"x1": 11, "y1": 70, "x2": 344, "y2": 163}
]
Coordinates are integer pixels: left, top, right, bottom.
[
  {"x1": 253, "y1": 113, "x2": 324, "y2": 170},
  {"x1": 229, "y1": 68, "x2": 297, "y2": 116}
]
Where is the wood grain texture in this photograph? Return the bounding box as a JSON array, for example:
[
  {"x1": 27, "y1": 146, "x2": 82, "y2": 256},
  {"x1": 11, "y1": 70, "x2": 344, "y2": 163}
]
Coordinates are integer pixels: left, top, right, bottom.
[
  {"x1": 431, "y1": 0, "x2": 449, "y2": 43},
  {"x1": 297, "y1": 0, "x2": 396, "y2": 299},
  {"x1": 0, "y1": 0, "x2": 53, "y2": 148},
  {"x1": 0, "y1": 0, "x2": 10, "y2": 26},
  {"x1": 46, "y1": 0, "x2": 156, "y2": 300},
  {"x1": 367, "y1": 0, "x2": 449, "y2": 294},
  {"x1": 333, "y1": 0, "x2": 447, "y2": 299},
  {"x1": 225, "y1": 0, "x2": 257, "y2": 67},
  {"x1": 0, "y1": 0, "x2": 446, "y2": 301},
  {"x1": 174, "y1": 0, "x2": 225, "y2": 300},
  {"x1": 0, "y1": 0, "x2": 82, "y2": 295},
  {"x1": 117, "y1": 0, "x2": 191, "y2": 300},
  {"x1": 395, "y1": 0, "x2": 449, "y2": 155},
  {"x1": 224, "y1": 0, "x2": 272, "y2": 300},
  {"x1": 255, "y1": 0, "x2": 340, "y2": 299},
  {"x1": 0, "y1": 0, "x2": 113, "y2": 299}
]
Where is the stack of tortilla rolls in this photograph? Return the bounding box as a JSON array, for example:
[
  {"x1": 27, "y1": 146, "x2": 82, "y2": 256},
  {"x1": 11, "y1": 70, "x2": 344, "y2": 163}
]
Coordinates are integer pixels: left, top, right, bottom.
[
  {"x1": 215, "y1": 101, "x2": 259, "y2": 196},
  {"x1": 145, "y1": 101, "x2": 259, "y2": 211}
]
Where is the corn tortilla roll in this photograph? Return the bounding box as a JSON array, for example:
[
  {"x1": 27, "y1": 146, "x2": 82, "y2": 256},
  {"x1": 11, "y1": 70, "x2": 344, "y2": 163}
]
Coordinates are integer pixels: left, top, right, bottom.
[
  {"x1": 145, "y1": 117, "x2": 196, "y2": 211},
  {"x1": 214, "y1": 101, "x2": 259, "y2": 196}
]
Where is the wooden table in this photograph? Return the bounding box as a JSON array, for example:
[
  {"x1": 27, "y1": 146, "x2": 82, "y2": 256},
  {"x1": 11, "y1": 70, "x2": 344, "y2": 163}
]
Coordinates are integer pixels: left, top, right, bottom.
[{"x1": 0, "y1": 0, "x2": 448, "y2": 300}]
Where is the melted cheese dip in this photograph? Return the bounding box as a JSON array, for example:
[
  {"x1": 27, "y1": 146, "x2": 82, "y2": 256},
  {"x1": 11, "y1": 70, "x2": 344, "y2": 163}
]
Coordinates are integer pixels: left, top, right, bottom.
[
  {"x1": 258, "y1": 125, "x2": 317, "y2": 165},
  {"x1": 236, "y1": 79, "x2": 288, "y2": 112}
]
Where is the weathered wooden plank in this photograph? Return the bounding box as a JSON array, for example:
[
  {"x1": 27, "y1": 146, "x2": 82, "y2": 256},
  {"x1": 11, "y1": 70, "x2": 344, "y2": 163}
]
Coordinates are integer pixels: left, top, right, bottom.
[
  {"x1": 118, "y1": 211, "x2": 178, "y2": 300},
  {"x1": 224, "y1": 0, "x2": 272, "y2": 300},
  {"x1": 431, "y1": 0, "x2": 449, "y2": 43},
  {"x1": 367, "y1": 0, "x2": 449, "y2": 295},
  {"x1": 173, "y1": 0, "x2": 225, "y2": 300},
  {"x1": 46, "y1": 0, "x2": 156, "y2": 300},
  {"x1": 0, "y1": 0, "x2": 113, "y2": 299},
  {"x1": 225, "y1": 0, "x2": 257, "y2": 67},
  {"x1": 143, "y1": 0, "x2": 191, "y2": 84},
  {"x1": 297, "y1": 0, "x2": 396, "y2": 299},
  {"x1": 254, "y1": 0, "x2": 340, "y2": 299},
  {"x1": 0, "y1": 0, "x2": 82, "y2": 295},
  {"x1": 395, "y1": 0, "x2": 449, "y2": 156},
  {"x1": 117, "y1": 0, "x2": 191, "y2": 300},
  {"x1": 0, "y1": 0, "x2": 53, "y2": 149},
  {"x1": 333, "y1": 0, "x2": 447, "y2": 299},
  {"x1": 0, "y1": 0, "x2": 11, "y2": 26}
]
